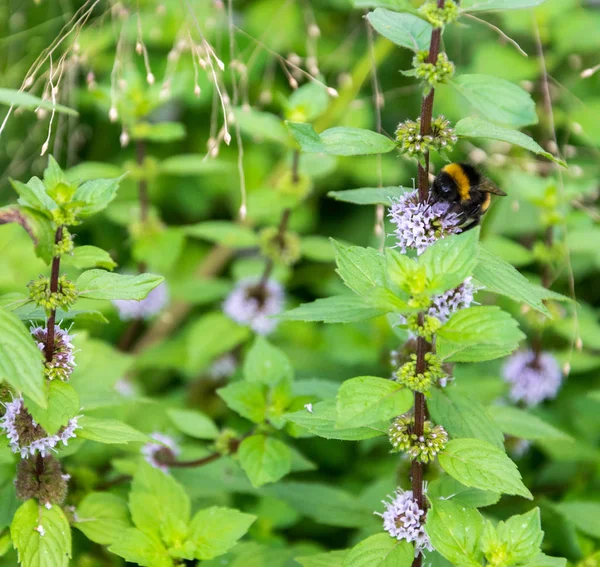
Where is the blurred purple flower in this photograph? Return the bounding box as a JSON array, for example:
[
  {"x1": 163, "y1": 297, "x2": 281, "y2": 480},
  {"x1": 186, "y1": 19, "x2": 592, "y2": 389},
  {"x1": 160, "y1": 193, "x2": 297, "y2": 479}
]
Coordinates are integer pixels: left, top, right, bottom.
[
  {"x1": 223, "y1": 277, "x2": 284, "y2": 335},
  {"x1": 502, "y1": 350, "x2": 562, "y2": 407},
  {"x1": 113, "y1": 281, "x2": 169, "y2": 321}
]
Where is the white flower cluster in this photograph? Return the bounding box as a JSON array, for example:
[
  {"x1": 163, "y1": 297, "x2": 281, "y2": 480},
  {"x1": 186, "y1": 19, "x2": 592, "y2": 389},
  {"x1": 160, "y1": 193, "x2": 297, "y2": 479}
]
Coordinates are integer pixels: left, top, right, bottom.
[
  {"x1": 429, "y1": 277, "x2": 477, "y2": 323},
  {"x1": 389, "y1": 190, "x2": 462, "y2": 255},
  {"x1": 31, "y1": 324, "x2": 76, "y2": 381},
  {"x1": 376, "y1": 489, "x2": 432, "y2": 554},
  {"x1": 0, "y1": 398, "x2": 80, "y2": 459},
  {"x1": 223, "y1": 277, "x2": 284, "y2": 335},
  {"x1": 142, "y1": 432, "x2": 180, "y2": 473},
  {"x1": 113, "y1": 281, "x2": 169, "y2": 321},
  {"x1": 502, "y1": 350, "x2": 563, "y2": 407}
]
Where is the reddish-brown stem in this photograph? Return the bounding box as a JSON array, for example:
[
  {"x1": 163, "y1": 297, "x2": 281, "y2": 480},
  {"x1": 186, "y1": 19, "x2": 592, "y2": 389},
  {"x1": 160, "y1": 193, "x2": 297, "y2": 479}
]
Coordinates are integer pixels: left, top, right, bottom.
[
  {"x1": 45, "y1": 225, "x2": 64, "y2": 362},
  {"x1": 412, "y1": 4, "x2": 444, "y2": 565}
]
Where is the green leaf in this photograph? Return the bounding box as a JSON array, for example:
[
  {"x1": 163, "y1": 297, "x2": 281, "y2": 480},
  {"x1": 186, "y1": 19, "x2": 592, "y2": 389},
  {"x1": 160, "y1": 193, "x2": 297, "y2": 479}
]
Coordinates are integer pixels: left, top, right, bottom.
[
  {"x1": 455, "y1": 117, "x2": 566, "y2": 167},
  {"x1": 428, "y1": 388, "x2": 504, "y2": 449},
  {"x1": 10, "y1": 178, "x2": 57, "y2": 214},
  {"x1": 428, "y1": 476, "x2": 500, "y2": 508},
  {"x1": 300, "y1": 236, "x2": 336, "y2": 262},
  {"x1": 287, "y1": 122, "x2": 396, "y2": 156},
  {"x1": 421, "y1": 229, "x2": 480, "y2": 294},
  {"x1": 280, "y1": 295, "x2": 387, "y2": 323},
  {"x1": 367, "y1": 9, "x2": 432, "y2": 51},
  {"x1": 129, "y1": 461, "x2": 190, "y2": 545},
  {"x1": 0, "y1": 307, "x2": 45, "y2": 408},
  {"x1": 439, "y1": 438, "x2": 532, "y2": 499},
  {"x1": 73, "y1": 176, "x2": 123, "y2": 217},
  {"x1": 296, "y1": 550, "x2": 348, "y2": 567},
  {"x1": 522, "y1": 554, "x2": 567, "y2": 567},
  {"x1": 264, "y1": 481, "x2": 369, "y2": 528},
  {"x1": 108, "y1": 528, "x2": 172, "y2": 567},
  {"x1": 481, "y1": 236, "x2": 534, "y2": 267},
  {"x1": 243, "y1": 337, "x2": 293, "y2": 386},
  {"x1": 474, "y1": 247, "x2": 569, "y2": 316},
  {"x1": 167, "y1": 408, "x2": 219, "y2": 440},
  {"x1": 238, "y1": 435, "x2": 292, "y2": 487},
  {"x1": 185, "y1": 312, "x2": 250, "y2": 374},
  {"x1": 286, "y1": 83, "x2": 329, "y2": 122},
  {"x1": 0, "y1": 205, "x2": 55, "y2": 264},
  {"x1": 354, "y1": 0, "x2": 419, "y2": 13},
  {"x1": 75, "y1": 492, "x2": 131, "y2": 545},
  {"x1": 11, "y1": 499, "x2": 72, "y2": 567},
  {"x1": 183, "y1": 221, "x2": 258, "y2": 248},
  {"x1": 63, "y1": 245, "x2": 116, "y2": 270},
  {"x1": 77, "y1": 416, "x2": 150, "y2": 444},
  {"x1": 459, "y1": 0, "x2": 546, "y2": 12},
  {"x1": 234, "y1": 107, "x2": 289, "y2": 144},
  {"x1": 131, "y1": 121, "x2": 186, "y2": 142},
  {"x1": 76, "y1": 270, "x2": 164, "y2": 300},
  {"x1": 284, "y1": 400, "x2": 388, "y2": 440},
  {"x1": 332, "y1": 240, "x2": 389, "y2": 296},
  {"x1": 328, "y1": 186, "x2": 407, "y2": 205},
  {"x1": 187, "y1": 506, "x2": 256, "y2": 560},
  {"x1": 336, "y1": 376, "x2": 412, "y2": 428},
  {"x1": 343, "y1": 533, "x2": 413, "y2": 567},
  {"x1": 425, "y1": 499, "x2": 484, "y2": 567},
  {"x1": 25, "y1": 381, "x2": 80, "y2": 435},
  {"x1": 491, "y1": 509, "x2": 543, "y2": 565},
  {"x1": 451, "y1": 75, "x2": 537, "y2": 127},
  {"x1": 218, "y1": 381, "x2": 267, "y2": 423},
  {"x1": 0, "y1": 87, "x2": 77, "y2": 115},
  {"x1": 437, "y1": 306, "x2": 524, "y2": 362},
  {"x1": 488, "y1": 406, "x2": 571, "y2": 441},
  {"x1": 555, "y1": 501, "x2": 600, "y2": 539}
]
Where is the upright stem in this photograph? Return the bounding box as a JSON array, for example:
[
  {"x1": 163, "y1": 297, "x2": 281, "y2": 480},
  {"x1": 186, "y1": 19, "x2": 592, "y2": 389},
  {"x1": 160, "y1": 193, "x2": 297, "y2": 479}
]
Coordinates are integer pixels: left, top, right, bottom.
[
  {"x1": 412, "y1": 4, "x2": 444, "y2": 565},
  {"x1": 257, "y1": 150, "x2": 299, "y2": 291},
  {"x1": 45, "y1": 225, "x2": 64, "y2": 362}
]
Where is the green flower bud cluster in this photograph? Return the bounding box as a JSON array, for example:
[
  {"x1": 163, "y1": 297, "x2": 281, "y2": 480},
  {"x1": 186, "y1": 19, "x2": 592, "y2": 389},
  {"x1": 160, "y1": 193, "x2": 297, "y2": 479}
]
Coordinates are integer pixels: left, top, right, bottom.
[
  {"x1": 395, "y1": 352, "x2": 448, "y2": 393},
  {"x1": 389, "y1": 416, "x2": 448, "y2": 463},
  {"x1": 53, "y1": 228, "x2": 74, "y2": 257},
  {"x1": 276, "y1": 171, "x2": 313, "y2": 202},
  {"x1": 411, "y1": 51, "x2": 455, "y2": 90},
  {"x1": 395, "y1": 115, "x2": 457, "y2": 161},
  {"x1": 406, "y1": 313, "x2": 441, "y2": 341},
  {"x1": 419, "y1": 0, "x2": 459, "y2": 28},
  {"x1": 259, "y1": 227, "x2": 302, "y2": 266},
  {"x1": 214, "y1": 428, "x2": 239, "y2": 456},
  {"x1": 52, "y1": 207, "x2": 80, "y2": 227},
  {"x1": 28, "y1": 275, "x2": 77, "y2": 311},
  {"x1": 15, "y1": 455, "x2": 68, "y2": 505}
]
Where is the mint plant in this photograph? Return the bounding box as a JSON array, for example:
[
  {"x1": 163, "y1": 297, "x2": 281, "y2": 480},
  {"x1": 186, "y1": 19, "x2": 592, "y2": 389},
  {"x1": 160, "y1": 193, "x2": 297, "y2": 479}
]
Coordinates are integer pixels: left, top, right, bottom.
[{"x1": 283, "y1": 0, "x2": 571, "y2": 565}]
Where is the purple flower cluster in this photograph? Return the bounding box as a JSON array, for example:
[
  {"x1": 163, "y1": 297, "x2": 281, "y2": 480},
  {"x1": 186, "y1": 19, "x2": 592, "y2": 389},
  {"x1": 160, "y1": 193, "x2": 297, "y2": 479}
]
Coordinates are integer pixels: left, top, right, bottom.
[
  {"x1": 502, "y1": 350, "x2": 562, "y2": 407},
  {"x1": 389, "y1": 190, "x2": 461, "y2": 255},
  {"x1": 375, "y1": 489, "x2": 432, "y2": 554},
  {"x1": 142, "y1": 432, "x2": 180, "y2": 473},
  {"x1": 30, "y1": 324, "x2": 76, "y2": 381},
  {"x1": 429, "y1": 277, "x2": 477, "y2": 323},
  {"x1": 0, "y1": 398, "x2": 80, "y2": 458},
  {"x1": 223, "y1": 277, "x2": 284, "y2": 335},
  {"x1": 113, "y1": 281, "x2": 169, "y2": 320}
]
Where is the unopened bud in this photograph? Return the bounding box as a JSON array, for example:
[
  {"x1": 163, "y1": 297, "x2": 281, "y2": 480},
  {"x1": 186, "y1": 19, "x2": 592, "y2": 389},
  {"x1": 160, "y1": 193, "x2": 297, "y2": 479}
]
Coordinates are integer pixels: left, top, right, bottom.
[
  {"x1": 562, "y1": 362, "x2": 570, "y2": 376},
  {"x1": 109, "y1": 106, "x2": 118, "y2": 122},
  {"x1": 575, "y1": 337, "x2": 583, "y2": 351},
  {"x1": 326, "y1": 86, "x2": 339, "y2": 97},
  {"x1": 146, "y1": 72, "x2": 155, "y2": 85},
  {"x1": 308, "y1": 23, "x2": 320, "y2": 38},
  {"x1": 223, "y1": 131, "x2": 232, "y2": 145},
  {"x1": 120, "y1": 130, "x2": 130, "y2": 147},
  {"x1": 24, "y1": 76, "x2": 34, "y2": 88},
  {"x1": 136, "y1": 42, "x2": 143, "y2": 55},
  {"x1": 40, "y1": 141, "x2": 49, "y2": 156},
  {"x1": 289, "y1": 77, "x2": 298, "y2": 89},
  {"x1": 194, "y1": 84, "x2": 201, "y2": 97}
]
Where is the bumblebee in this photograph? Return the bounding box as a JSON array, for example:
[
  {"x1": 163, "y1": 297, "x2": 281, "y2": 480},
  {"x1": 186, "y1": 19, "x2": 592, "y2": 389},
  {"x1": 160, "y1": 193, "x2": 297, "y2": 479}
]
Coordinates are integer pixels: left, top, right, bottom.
[{"x1": 431, "y1": 163, "x2": 506, "y2": 230}]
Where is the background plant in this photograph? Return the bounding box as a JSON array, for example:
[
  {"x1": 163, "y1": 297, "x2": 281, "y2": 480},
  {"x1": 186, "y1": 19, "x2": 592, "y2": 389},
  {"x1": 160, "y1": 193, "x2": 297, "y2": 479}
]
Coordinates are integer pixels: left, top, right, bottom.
[{"x1": 0, "y1": 0, "x2": 599, "y2": 566}]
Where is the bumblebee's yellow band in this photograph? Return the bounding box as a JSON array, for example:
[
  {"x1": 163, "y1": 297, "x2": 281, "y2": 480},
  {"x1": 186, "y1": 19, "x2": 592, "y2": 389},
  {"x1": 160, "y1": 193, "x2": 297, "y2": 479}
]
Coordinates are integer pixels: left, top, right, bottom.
[{"x1": 443, "y1": 163, "x2": 471, "y2": 201}]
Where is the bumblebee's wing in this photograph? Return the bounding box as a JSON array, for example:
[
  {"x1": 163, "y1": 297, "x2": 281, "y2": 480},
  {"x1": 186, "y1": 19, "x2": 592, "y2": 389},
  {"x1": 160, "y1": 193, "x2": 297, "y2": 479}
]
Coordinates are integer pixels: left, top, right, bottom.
[{"x1": 479, "y1": 177, "x2": 507, "y2": 196}]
